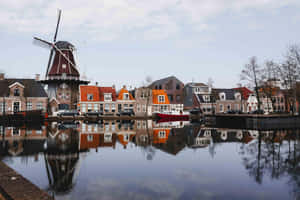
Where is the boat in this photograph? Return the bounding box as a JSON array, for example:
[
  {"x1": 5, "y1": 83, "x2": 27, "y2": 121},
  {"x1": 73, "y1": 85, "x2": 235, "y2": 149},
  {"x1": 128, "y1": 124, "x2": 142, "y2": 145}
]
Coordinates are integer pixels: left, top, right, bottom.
[{"x1": 156, "y1": 113, "x2": 189, "y2": 122}]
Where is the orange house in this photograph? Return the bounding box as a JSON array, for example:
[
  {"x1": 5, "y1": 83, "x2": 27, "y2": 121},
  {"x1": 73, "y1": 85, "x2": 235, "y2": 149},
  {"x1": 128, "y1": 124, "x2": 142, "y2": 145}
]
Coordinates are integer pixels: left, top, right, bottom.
[
  {"x1": 79, "y1": 85, "x2": 117, "y2": 114},
  {"x1": 152, "y1": 128, "x2": 170, "y2": 144},
  {"x1": 116, "y1": 86, "x2": 135, "y2": 113},
  {"x1": 152, "y1": 89, "x2": 170, "y2": 113},
  {"x1": 117, "y1": 132, "x2": 135, "y2": 149}
]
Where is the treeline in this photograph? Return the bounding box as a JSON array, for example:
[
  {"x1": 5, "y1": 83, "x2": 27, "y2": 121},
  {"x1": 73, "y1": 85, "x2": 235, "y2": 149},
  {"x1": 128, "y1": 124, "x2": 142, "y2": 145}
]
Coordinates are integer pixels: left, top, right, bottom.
[{"x1": 240, "y1": 44, "x2": 300, "y2": 114}]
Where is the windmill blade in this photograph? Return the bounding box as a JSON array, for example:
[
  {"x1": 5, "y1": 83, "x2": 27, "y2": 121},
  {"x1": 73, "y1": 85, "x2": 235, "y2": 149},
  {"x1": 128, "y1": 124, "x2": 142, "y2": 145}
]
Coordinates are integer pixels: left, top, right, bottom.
[
  {"x1": 33, "y1": 37, "x2": 53, "y2": 46},
  {"x1": 45, "y1": 49, "x2": 54, "y2": 79},
  {"x1": 53, "y1": 9, "x2": 62, "y2": 42}
]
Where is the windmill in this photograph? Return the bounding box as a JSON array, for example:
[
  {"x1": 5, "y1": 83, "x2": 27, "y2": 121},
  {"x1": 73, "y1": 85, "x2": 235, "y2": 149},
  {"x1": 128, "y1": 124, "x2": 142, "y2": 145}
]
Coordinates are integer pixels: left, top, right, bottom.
[{"x1": 34, "y1": 9, "x2": 89, "y2": 112}]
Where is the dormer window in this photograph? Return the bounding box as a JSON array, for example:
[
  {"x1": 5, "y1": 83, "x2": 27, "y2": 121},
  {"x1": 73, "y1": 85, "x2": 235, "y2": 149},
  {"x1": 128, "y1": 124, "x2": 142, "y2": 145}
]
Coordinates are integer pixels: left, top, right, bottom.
[
  {"x1": 14, "y1": 88, "x2": 20, "y2": 96},
  {"x1": 87, "y1": 94, "x2": 93, "y2": 100},
  {"x1": 220, "y1": 93, "x2": 226, "y2": 100},
  {"x1": 104, "y1": 93, "x2": 112, "y2": 101},
  {"x1": 123, "y1": 93, "x2": 129, "y2": 100},
  {"x1": 176, "y1": 84, "x2": 180, "y2": 90},
  {"x1": 159, "y1": 131, "x2": 166, "y2": 138},
  {"x1": 235, "y1": 93, "x2": 241, "y2": 100},
  {"x1": 158, "y1": 95, "x2": 165, "y2": 103}
]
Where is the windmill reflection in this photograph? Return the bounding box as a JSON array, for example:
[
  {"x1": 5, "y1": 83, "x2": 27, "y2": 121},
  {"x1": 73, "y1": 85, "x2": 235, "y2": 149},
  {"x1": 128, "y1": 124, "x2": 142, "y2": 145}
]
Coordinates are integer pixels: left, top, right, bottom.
[{"x1": 44, "y1": 122, "x2": 80, "y2": 194}]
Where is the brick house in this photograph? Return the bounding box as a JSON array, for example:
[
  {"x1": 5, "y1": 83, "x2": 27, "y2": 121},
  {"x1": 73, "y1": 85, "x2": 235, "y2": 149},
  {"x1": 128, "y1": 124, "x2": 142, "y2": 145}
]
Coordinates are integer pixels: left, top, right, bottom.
[
  {"x1": 79, "y1": 85, "x2": 117, "y2": 115},
  {"x1": 149, "y1": 76, "x2": 184, "y2": 113},
  {"x1": 116, "y1": 86, "x2": 135, "y2": 114},
  {"x1": 0, "y1": 74, "x2": 48, "y2": 114}
]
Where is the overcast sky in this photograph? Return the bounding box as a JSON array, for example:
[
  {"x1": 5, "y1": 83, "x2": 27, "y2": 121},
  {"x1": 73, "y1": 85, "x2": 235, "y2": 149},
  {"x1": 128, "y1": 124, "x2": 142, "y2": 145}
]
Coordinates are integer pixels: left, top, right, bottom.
[{"x1": 1, "y1": 0, "x2": 300, "y2": 89}]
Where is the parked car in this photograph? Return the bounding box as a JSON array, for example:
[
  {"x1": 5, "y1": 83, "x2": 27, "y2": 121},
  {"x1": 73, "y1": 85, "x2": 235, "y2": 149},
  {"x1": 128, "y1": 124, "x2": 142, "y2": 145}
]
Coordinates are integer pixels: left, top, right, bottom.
[
  {"x1": 84, "y1": 111, "x2": 103, "y2": 117},
  {"x1": 116, "y1": 109, "x2": 135, "y2": 116},
  {"x1": 57, "y1": 110, "x2": 79, "y2": 117}
]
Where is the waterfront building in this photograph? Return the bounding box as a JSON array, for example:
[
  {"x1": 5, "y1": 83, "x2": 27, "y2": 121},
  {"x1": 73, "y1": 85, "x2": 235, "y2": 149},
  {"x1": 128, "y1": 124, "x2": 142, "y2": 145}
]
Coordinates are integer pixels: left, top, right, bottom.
[
  {"x1": 0, "y1": 73, "x2": 48, "y2": 114},
  {"x1": 213, "y1": 88, "x2": 243, "y2": 113},
  {"x1": 116, "y1": 86, "x2": 136, "y2": 114},
  {"x1": 134, "y1": 87, "x2": 152, "y2": 116},
  {"x1": 79, "y1": 85, "x2": 117, "y2": 115},
  {"x1": 152, "y1": 89, "x2": 171, "y2": 113},
  {"x1": 183, "y1": 82, "x2": 215, "y2": 114},
  {"x1": 149, "y1": 76, "x2": 184, "y2": 113}
]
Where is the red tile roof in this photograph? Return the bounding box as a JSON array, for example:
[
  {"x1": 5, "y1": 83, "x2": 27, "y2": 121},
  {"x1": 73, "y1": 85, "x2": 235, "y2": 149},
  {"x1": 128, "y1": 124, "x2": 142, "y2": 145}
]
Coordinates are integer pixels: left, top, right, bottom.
[{"x1": 117, "y1": 88, "x2": 135, "y2": 100}]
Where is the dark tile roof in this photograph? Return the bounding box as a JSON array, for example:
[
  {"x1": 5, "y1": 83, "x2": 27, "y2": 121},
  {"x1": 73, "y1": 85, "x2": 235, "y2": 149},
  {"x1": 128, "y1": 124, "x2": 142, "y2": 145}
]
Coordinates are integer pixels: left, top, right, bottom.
[
  {"x1": 213, "y1": 88, "x2": 236, "y2": 100},
  {"x1": 0, "y1": 79, "x2": 48, "y2": 97},
  {"x1": 149, "y1": 76, "x2": 184, "y2": 87}
]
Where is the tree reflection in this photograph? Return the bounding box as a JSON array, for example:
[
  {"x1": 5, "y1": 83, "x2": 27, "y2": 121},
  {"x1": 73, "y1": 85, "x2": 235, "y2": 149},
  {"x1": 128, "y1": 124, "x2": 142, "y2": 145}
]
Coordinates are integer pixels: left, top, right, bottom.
[{"x1": 240, "y1": 129, "x2": 300, "y2": 199}]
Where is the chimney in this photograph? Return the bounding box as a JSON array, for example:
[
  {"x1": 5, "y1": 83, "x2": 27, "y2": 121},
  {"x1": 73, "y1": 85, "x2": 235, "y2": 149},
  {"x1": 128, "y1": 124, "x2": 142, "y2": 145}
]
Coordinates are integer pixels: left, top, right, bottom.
[
  {"x1": 0, "y1": 73, "x2": 5, "y2": 80},
  {"x1": 112, "y1": 84, "x2": 115, "y2": 89},
  {"x1": 35, "y1": 74, "x2": 40, "y2": 81},
  {"x1": 123, "y1": 85, "x2": 126, "y2": 89}
]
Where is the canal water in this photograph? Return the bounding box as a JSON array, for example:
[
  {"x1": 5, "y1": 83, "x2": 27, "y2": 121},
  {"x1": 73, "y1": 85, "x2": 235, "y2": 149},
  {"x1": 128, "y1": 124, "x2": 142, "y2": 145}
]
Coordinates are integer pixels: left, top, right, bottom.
[{"x1": 0, "y1": 120, "x2": 299, "y2": 200}]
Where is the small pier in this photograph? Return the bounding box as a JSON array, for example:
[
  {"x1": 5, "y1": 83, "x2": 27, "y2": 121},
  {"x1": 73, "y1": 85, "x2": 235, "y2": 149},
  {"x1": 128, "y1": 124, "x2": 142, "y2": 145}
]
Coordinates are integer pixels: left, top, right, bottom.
[{"x1": 0, "y1": 161, "x2": 53, "y2": 200}]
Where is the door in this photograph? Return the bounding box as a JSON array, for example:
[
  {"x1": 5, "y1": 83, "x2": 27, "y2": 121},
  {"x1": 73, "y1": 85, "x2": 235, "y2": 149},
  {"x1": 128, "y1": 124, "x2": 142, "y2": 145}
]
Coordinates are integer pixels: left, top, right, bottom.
[{"x1": 13, "y1": 102, "x2": 20, "y2": 112}]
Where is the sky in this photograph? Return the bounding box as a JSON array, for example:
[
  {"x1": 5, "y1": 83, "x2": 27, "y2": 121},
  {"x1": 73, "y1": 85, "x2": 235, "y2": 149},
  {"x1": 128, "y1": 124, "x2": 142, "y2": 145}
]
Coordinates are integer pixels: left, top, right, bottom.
[{"x1": 0, "y1": 0, "x2": 300, "y2": 90}]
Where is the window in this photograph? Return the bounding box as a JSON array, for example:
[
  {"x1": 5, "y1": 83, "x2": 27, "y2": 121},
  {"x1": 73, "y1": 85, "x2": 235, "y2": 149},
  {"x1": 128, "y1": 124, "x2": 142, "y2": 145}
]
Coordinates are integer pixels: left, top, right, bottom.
[
  {"x1": 94, "y1": 104, "x2": 98, "y2": 111},
  {"x1": 0, "y1": 102, "x2": 5, "y2": 112},
  {"x1": 62, "y1": 64, "x2": 66, "y2": 69},
  {"x1": 88, "y1": 125, "x2": 92, "y2": 132},
  {"x1": 168, "y1": 95, "x2": 173, "y2": 102},
  {"x1": 26, "y1": 102, "x2": 32, "y2": 111},
  {"x1": 159, "y1": 85, "x2": 162, "y2": 89},
  {"x1": 12, "y1": 128, "x2": 19, "y2": 136},
  {"x1": 159, "y1": 131, "x2": 166, "y2": 138},
  {"x1": 13, "y1": 102, "x2": 20, "y2": 112},
  {"x1": 220, "y1": 93, "x2": 226, "y2": 100},
  {"x1": 118, "y1": 104, "x2": 122, "y2": 112},
  {"x1": 87, "y1": 135, "x2": 93, "y2": 142},
  {"x1": 124, "y1": 134, "x2": 129, "y2": 142},
  {"x1": 104, "y1": 93, "x2": 112, "y2": 101},
  {"x1": 123, "y1": 93, "x2": 129, "y2": 100},
  {"x1": 104, "y1": 133, "x2": 112, "y2": 142},
  {"x1": 111, "y1": 104, "x2": 115, "y2": 112},
  {"x1": 88, "y1": 104, "x2": 92, "y2": 111},
  {"x1": 158, "y1": 95, "x2": 165, "y2": 103},
  {"x1": 234, "y1": 104, "x2": 239, "y2": 111},
  {"x1": 36, "y1": 102, "x2": 44, "y2": 111},
  {"x1": 142, "y1": 105, "x2": 146, "y2": 112},
  {"x1": 100, "y1": 104, "x2": 103, "y2": 111},
  {"x1": 220, "y1": 104, "x2": 224, "y2": 112},
  {"x1": 14, "y1": 88, "x2": 20, "y2": 96},
  {"x1": 176, "y1": 84, "x2": 180, "y2": 90},
  {"x1": 155, "y1": 85, "x2": 158, "y2": 89},
  {"x1": 36, "y1": 130, "x2": 42, "y2": 134},
  {"x1": 87, "y1": 94, "x2": 93, "y2": 100},
  {"x1": 204, "y1": 95, "x2": 210, "y2": 102},
  {"x1": 227, "y1": 105, "x2": 231, "y2": 111},
  {"x1": 176, "y1": 95, "x2": 181, "y2": 102},
  {"x1": 105, "y1": 104, "x2": 109, "y2": 112},
  {"x1": 81, "y1": 104, "x2": 86, "y2": 112}
]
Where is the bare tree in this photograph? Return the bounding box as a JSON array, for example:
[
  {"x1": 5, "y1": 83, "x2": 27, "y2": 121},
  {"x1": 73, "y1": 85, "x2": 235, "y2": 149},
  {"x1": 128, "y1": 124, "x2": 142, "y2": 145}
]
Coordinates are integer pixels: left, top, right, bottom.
[
  {"x1": 278, "y1": 45, "x2": 300, "y2": 114},
  {"x1": 240, "y1": 56, "x2": 263, "y2": 110}
]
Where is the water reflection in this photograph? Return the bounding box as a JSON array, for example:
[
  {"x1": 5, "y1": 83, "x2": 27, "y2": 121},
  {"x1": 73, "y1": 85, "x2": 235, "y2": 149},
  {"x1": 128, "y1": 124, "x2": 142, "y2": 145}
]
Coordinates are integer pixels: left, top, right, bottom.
[{"x1": 0, "y1": 121, "x2": 300, "y2": 199}]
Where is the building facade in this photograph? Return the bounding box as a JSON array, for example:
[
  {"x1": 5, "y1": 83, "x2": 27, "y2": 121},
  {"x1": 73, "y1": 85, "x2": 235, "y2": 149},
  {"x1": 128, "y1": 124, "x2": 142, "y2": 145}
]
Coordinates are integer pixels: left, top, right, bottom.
[
  {"x1": 213, "y1": 88, "x2": 243, "y2": 113},
  {"x1": 0, "y1": 74, "x2": 48, "y2": 114},
  {"x1": 116, "y1": 86, "x2": 136, "y2": 114}
]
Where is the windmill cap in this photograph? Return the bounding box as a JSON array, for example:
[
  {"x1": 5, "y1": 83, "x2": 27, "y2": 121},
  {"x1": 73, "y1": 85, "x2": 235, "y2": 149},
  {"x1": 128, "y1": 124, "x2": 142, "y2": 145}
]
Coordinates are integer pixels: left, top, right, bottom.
[{"x1": 55, "y1": 41, "x2": 75, "y2": 50}]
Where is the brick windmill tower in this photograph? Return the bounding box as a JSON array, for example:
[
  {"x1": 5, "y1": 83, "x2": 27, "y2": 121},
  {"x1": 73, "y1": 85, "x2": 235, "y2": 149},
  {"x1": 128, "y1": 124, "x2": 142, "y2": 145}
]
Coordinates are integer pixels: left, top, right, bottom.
[{"x1": 34, "y1": 10, "x2": 89, "y2": 113}]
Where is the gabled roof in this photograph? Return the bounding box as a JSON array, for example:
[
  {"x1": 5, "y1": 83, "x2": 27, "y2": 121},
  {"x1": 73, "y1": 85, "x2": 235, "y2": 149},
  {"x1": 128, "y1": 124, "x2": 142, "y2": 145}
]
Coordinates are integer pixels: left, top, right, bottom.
[
  {"x1": 117, "y1": 88, "x2": 135, "y2": 100},
  {"x1": 0, "y1": 79, "x2": 48, "y2": 97},
  {"x1": 8, "y1": 82, "x2": 24, "y2": 88},
  {"x1": 80, "y1": 85, "x2": 100, "y2": 101},
  {"x1": 152, "y1": 89, "x2": 170, "y2": 104},
  {"x1": 233, "y1": 87, "x2": 253, "y2": 100},
  {"x1": 213, "y1": 88, "x2": 239, "y2": 100},
  {"x1": 185, "y1": 82, "x2": 208, "y2": 87},
  {"x1": 99, "y1": 87, "x2": 117, "y2": 101},
  {"x1": 149, "y1": 76, "x2": 184, "y2": 87}
]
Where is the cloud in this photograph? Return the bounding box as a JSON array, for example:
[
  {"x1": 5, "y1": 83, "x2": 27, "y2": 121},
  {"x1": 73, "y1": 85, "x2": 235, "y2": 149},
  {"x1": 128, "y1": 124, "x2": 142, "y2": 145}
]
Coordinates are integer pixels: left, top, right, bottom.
[{"x1": 0, "y1": 0, "x2": 299, "y2": 42}]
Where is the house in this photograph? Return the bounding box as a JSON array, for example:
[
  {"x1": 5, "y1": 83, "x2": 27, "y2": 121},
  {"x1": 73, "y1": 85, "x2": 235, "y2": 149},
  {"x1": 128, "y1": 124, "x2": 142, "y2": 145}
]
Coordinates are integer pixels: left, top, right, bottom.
[
  {"x1": 233, "y1": 87, "x2": 253, "y2": 113},
  {"x1": 152, "y1": 89, "x2": 171, "y2": 113},
  {"x1": 79, "y1": 85, "x2": 117, "y2": 115},
  {"x1": 183, "y1": 82, "x2": 215, "y2": 114},
  {"x1": 213, "y1": 88, "x2": 243, "y2": 113},
  {"x1": 0, "y1": 73, "x2": 48, "y2": 114},
  {"x1": 134, "y1": 87, "x2": 152, "y2": 116},
  {"x1": 149, "y1": 76, "x2": 184, "y2": 113},
  {"x1": 116, "y1": 86, "x2": 135, "y2": 114}
]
